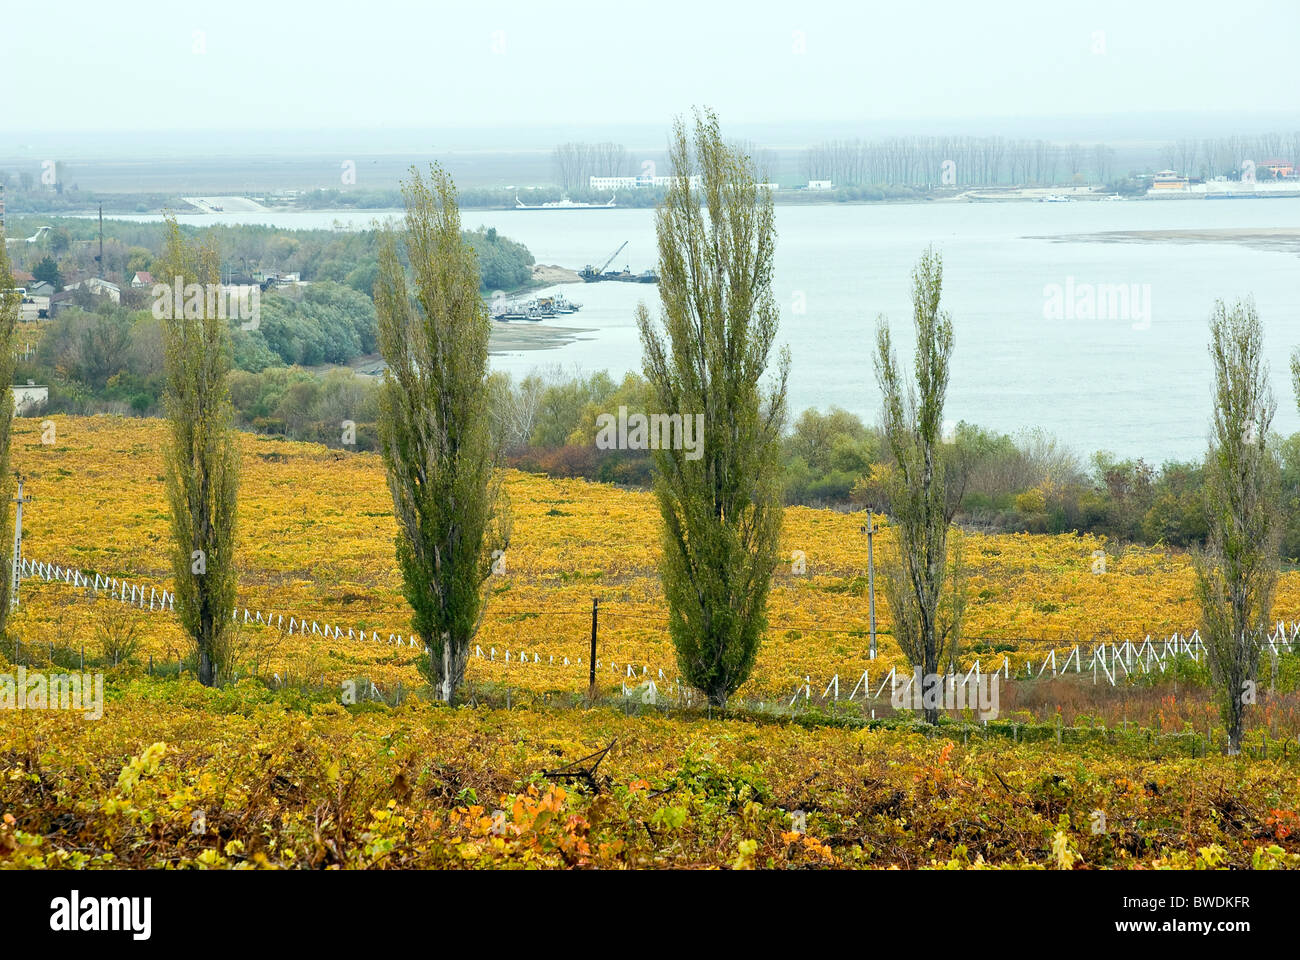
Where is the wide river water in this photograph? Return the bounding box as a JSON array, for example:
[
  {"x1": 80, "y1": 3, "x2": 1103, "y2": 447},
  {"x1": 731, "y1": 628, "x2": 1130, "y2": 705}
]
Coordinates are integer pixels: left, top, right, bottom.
[{"x1": 109, "y1": 199, "x2": 1300, "y2": 462}]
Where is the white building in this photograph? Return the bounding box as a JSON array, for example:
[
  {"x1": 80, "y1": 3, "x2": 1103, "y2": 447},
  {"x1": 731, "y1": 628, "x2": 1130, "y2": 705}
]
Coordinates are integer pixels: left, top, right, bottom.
[
  {"x1": 806, "y1": 179, "x2": 833, "y2": 191},
  {"x1": 62, "y1": 277, "x2": 121, "y2": 303},
  {"x1": 19, "y1": 294, "x2": 48, "y2": 322},
  {"x1": 13, "y1": 384, "x2": 48, "y2": 415}
]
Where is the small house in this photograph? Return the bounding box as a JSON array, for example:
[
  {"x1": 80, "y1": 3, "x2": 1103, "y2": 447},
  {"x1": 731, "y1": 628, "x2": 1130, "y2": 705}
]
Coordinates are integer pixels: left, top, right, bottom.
[{"x1": 13, "y1": 383, "x2": 48, "y2": 415}]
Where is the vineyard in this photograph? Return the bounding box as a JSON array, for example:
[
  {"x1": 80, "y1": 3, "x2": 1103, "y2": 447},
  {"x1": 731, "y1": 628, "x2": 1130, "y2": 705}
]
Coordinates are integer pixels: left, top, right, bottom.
[
  {"x1": 2, "y1": 415, "x2": 1300, "y2": 870},
  {"x1": 13, "y1": 415, "x2": 1300, "y2": 693}
]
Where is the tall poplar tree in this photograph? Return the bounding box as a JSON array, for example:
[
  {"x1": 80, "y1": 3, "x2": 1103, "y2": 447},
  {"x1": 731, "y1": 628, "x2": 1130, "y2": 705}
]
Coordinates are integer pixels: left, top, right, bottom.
[
  {"x1": 874, "y1": 248, "x2": 965, "y2": 724},
  {"x1": 1199, "y1": 298, "x2": 1280, "y2": 754},
  {"x1": 157, "y1": 217, "x2": 240, "y2": 686},
  {"x1": 0, "y1": 232, "x2": 19, "y2": 624},
  {"x1": 375, "y1": 166, "x2": 508, "y2": 703},
  {"x1": 637, "y1": 110, "x2": 789, "y2": 708}
]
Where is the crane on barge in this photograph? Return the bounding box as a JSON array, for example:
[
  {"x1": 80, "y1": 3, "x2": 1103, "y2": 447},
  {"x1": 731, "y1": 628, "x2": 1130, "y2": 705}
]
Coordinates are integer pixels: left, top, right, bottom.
[{"x1": 580, "y1": 241, "x2": 628, "y2": 282}]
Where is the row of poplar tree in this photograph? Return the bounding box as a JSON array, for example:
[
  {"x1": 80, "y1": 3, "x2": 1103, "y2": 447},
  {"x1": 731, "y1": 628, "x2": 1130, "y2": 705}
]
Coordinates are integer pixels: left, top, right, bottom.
[{"x1": 0, "y1": 109, "x2": 1280, "y2": 755}]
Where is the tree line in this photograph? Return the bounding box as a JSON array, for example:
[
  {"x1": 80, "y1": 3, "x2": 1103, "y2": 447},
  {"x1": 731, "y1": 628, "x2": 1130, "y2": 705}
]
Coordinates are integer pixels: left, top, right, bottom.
[
  {"x1": 483, "y1": 366, "x2": 1300, "y2": 563},
  {"x1": 551, "y1": 141, "x2": 636, "y2": 192},
  {"x1": 801, "y1": 130, "x2": 1299, "y2": 188},
  {"x1": 1162, "y1": 133, "x2": 1300, "y2": 179},
  {"x1": 803, "y1": 136, "x2": 1112, "y2": 187}
]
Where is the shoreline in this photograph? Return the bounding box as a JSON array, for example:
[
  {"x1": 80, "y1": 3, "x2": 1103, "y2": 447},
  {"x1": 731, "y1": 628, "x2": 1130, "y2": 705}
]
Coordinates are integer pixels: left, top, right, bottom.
[
  {"x1": 22, "y1": 188, "x2": 1300, "y2": 220},
  {"x1": 338, "y1": 320, "x2": 596, "y2": 379},
  {"x1": 1029, "y1": 226, "x2": 1300, "y2": 255}
]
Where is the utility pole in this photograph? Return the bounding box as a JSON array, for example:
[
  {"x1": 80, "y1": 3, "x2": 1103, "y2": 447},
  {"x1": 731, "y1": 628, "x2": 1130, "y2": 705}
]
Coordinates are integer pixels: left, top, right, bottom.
[
  {"x1": 95, "y1": 204, "x2": 104, "y2": 278},
  {"x1": 588, "y1": 597, "x2": 599, "y2": 694},
  {"x1": 863, "y1": 510, "x2": 877, "y2": 660},
  {"x1": 11, "y1": 474, "x2": 32, "y2": 609}
]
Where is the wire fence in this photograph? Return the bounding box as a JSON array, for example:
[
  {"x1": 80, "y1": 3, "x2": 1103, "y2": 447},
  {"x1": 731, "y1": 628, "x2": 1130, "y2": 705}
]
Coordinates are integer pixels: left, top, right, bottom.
[{"x1": 14, "y1": 555, "x2": 1300, "y2": 700}]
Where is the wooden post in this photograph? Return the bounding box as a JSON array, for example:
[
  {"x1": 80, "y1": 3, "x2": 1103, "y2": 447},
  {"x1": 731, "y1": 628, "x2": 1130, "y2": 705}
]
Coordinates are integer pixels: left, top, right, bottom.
[
  {"x1": 588, "y1": 597, "x2": 598, "y2": 694},
  {"x1": 865, "y1": 513, "x2": 877, "y2": 660},
  {"x1": 10, "y1": 475, "x2": 32, "y2": 610},
  {"x1": 80, "y1": 645, "x2": 84, "y2": 670}
]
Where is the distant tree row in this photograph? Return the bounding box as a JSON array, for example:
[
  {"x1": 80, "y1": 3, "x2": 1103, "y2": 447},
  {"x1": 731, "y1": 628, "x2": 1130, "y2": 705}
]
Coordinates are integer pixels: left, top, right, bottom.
[
  {"x1": 1160, "y1": 133, "x2": 1300, "y2": 179},
  {"x1": 551, "y1": 141, "x2": 635, "y2": 191},
  {"x1": 801, "y1": 130, "x2": 1300, "y2": 187},
  {"x1": 803, "y1": 136, "x2": 1117, "y2": 187}
]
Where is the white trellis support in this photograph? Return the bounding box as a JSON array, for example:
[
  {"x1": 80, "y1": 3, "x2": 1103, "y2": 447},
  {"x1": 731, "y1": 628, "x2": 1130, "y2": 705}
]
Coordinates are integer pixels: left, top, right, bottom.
[
  {"x1": 1093, "y1": 648, "x2": 1115, "y2": 686},
  {"x1": 789, "y1": 675, "x2": 811, "y2": 707},
  {"x1": 877, "y1": 667, "x2": 901, "y2": 700}
]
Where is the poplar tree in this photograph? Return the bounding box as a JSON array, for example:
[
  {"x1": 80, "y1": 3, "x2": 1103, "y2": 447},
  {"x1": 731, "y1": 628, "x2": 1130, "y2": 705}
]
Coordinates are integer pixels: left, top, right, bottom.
[
  {"x1": 1198, "y1": 298, "x2": 1280, "y2": 754},
  {"x1": 0, "y1": 233, "x2": 19, "y2": 624},
  {"x1": 157, "y1": 217, "x2": 240, "y2": 686},
  {"x1": 637, "y1": 110, "x2": 789, "y2": 708},
  {"x1": 874, "y1": 248, "x2": 965, "y2": 724},
  {"x1": 375, "y1": 166, "x2": 508, "y2": 703}
]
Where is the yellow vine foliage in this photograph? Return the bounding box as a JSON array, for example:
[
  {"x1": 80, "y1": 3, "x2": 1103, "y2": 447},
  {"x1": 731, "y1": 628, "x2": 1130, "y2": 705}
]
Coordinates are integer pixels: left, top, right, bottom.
[{"x1": 2, "y1": 685, "x2": 1297, "y2": 869}]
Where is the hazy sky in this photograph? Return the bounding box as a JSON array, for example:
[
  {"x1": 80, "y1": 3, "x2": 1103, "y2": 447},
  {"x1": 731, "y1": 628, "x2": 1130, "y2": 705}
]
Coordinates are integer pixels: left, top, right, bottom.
[{"x1": 11, "y1": 0, "x2": 1299, "y2": 141}]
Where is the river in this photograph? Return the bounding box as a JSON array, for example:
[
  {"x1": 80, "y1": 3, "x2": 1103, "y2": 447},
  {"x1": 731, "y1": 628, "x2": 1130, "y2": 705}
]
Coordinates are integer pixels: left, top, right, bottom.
[{"x1": 97, "y1": 198, "x2": 1300, "y2": 462}]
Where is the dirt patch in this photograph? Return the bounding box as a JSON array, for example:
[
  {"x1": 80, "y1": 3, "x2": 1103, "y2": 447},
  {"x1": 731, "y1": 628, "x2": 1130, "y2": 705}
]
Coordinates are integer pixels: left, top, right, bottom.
[
  {"x1": 489, "y1": 322, "x2": 594, "y2": 354},
  {"x1": 531, "y1": 263, "x2": 582, "y2": 285}
]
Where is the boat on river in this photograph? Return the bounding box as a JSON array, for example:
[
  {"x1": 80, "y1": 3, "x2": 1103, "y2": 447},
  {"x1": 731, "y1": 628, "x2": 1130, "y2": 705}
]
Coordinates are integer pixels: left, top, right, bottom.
[{"x1": 514, "y1": 195, "x2": 617, "y2": 210}]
